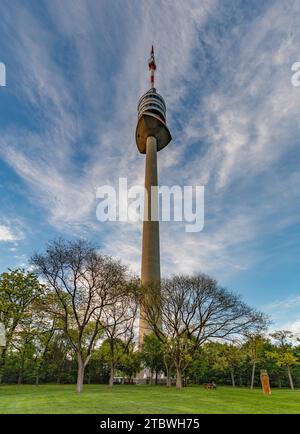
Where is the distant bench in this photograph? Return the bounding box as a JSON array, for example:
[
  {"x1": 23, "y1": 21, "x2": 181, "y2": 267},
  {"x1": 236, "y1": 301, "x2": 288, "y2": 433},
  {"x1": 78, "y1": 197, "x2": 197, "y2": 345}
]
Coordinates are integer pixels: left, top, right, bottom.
[{"x1": 203, "y1": 382, "x2": 217, "y2": 390}]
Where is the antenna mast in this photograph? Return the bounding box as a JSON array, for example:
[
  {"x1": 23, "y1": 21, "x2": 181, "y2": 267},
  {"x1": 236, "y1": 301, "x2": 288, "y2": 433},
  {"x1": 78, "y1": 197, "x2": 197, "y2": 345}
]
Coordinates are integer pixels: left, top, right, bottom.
[{"x1": 148, "y1": 45, "x2": 156, "y2": 89}]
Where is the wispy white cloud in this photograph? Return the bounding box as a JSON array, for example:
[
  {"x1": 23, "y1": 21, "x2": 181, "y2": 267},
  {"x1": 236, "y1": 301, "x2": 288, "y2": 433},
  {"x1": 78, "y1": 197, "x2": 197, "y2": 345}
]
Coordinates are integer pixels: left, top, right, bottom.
[
  {"x1": 278, "y1": 319, "x2": 300, "y2": 336},
  {"x1": 0, "y1": 224, "x2": 23, "y2": 243},
  {"x1": 264, "y1": 294, "x2": 300, "y2": 335},
  {"x1": 265, "y1": 295, "x2": 300, "y2": 314},
  {"x1": 179, "y1": 4, "x2": 300, "y2": 185}
]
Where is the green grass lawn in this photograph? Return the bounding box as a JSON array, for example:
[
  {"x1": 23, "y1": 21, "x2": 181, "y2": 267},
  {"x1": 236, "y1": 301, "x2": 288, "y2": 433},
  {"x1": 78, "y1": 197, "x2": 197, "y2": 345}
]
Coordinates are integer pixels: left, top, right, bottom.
[{"x1": 0, "y1": 384, "x2": 299, "y2": 414}]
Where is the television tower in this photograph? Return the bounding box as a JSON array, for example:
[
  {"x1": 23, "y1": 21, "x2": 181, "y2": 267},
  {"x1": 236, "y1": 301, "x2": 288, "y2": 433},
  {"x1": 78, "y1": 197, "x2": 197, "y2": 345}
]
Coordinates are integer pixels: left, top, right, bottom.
[{"x1": 136, "y1": 46, "x2": 172, "y2": 348}]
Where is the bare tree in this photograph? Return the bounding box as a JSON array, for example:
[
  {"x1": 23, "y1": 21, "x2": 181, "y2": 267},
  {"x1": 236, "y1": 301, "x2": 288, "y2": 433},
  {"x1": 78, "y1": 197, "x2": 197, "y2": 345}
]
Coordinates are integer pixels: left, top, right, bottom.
[
  {"x1": 140, "y1": 274, "x2": 266, "y2": 389},
  {"x1": 31, "y1": 239, "x2": 128, "y2": 393}
]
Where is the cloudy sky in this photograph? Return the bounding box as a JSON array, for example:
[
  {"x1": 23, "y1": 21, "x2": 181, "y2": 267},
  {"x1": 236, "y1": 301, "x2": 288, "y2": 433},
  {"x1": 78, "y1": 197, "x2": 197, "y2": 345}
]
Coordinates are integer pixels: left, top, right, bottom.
[{"x1": 0, "y1": 0, "x2": 300, "y2": 332}]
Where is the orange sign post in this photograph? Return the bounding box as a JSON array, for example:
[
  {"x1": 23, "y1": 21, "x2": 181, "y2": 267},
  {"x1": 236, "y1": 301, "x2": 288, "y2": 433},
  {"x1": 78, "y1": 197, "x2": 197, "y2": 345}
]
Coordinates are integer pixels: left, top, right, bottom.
[{"x1": 260, "y1": 369, "x2": 271, "y2": 395}]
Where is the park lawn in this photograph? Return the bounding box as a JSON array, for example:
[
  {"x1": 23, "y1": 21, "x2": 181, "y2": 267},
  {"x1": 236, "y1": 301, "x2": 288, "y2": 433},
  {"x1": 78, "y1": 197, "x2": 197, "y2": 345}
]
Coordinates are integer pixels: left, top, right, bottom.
[{"x1": 0, "y1": 384, "x2": 299, "y2": 414}]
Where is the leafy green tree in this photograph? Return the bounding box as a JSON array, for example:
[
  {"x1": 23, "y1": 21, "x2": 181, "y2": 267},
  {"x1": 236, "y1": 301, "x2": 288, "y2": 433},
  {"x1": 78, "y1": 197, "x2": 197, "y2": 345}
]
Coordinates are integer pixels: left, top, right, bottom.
[
  {"x1": 206, "y1": 342, "x2": 246, "y2": 387},
  {"x1": 142, "y1": 333, "x2": 164, "y2": 384},
  {"x1": 185, "y1": 347, "x2": 208, "y2": 385},
  {"x1": 267, "y1": 331, "x2": 299, "y2": 390},
  {"x1": 169, "y1": 335, "x2": 194, "y2": 389},
  {"x1": 119, "y1": 343, "x2": 142, "y2": 382},
  {"x1": 32, "y1": 317, "x2": 57, "y2": 385},
  {"x1": 99, "y1": 339, "x2": 128, "y2": 384},
  {"x1": 157, "y1": 337, "x2": 175, "y2": 387},
  {"x1": 243, "y1": 333, "x2": 268, "y2": 389},
  {"x1": 44, "y1": 332, "x2": 73, "y2": 384},
  {"x1": 12, "y1": 323, "x2": 35, "y2": 384},
  {"x1": 0, "y1": 269, "x2": 43, "y2": 382}
]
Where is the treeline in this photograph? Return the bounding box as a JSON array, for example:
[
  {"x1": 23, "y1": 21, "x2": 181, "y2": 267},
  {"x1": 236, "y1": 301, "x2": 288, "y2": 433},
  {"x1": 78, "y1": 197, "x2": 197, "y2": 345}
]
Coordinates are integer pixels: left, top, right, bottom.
[
  {"x1": 2, "y1": 330, "x2": 300, "y2": 390},
  {"x1": 1, "y1": 239, "x2": 298, "y2": 391},
  {"x1": 187, "y1": 332, "x2": 300, "y2": 389}
]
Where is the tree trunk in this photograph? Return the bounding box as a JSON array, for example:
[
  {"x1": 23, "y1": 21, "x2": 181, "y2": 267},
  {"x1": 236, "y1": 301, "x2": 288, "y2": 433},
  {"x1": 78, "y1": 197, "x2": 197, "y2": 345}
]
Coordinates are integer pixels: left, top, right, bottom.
[
  {"x1": 239, "y1": 374, "x2": 243, "y2": 386},
  {"x1": 76, "y1": 353, "x2": 85, "y2": 393},
  {"x1": 165, "y1": 367, "x2": 172, "y2": 387},
  {"x1": 287, "y1": 366, "x2": 294, "y2": 390},
  {"x1": 35, "y1": 371, "x2": 40, "y2": 385},
  {"x1": 176, "y1": 366, "x2": 182, "y2": 389},
  {"x1": 164, "y1": 358, "x2": 172, "y2": 387},
  {"x1": 155, "y1": 369, "x2": 158, "y2": 385},
  {"x1": 18, "y1": 370, "x2": 23, "y2": 385},
  {"x1": 166, "y1": 375, "x2": 172, "y2": 387},
  {"x1": 108, "y1": 340, "x2": 115, "y2": 388},
  {"x1": 250, "y1": 362, "x2": 256, "y2": 389},
  {"x1": 230, "y1": 369, "x2": 236, "y2": 387},
  {"x1": 57, "y1": 354, "x2": 66, "y2": 384},
  {"x1": 0, "y1": 348, "x2": 7, "y2": 384},
  {"x1": 109, "y1": 360, "x2": 114, "y2": 388},
  {"x1": 18, "y1": 353, "x2": 25, "y2": 385},
  {"x1": 277, "y1": 375, "x2": 281, "y2": 388}
]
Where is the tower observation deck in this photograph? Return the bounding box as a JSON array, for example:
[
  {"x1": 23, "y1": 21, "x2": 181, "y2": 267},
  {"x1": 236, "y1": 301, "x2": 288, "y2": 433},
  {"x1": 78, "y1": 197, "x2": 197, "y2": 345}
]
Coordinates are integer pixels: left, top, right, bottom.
[{"x1": 136, "y1": 88, "x2": 171, "y2": 153}]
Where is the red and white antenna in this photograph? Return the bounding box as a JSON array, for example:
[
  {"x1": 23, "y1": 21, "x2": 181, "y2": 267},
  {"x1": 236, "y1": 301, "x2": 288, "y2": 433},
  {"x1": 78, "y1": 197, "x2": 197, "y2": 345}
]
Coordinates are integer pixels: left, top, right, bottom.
[{"x1": 148, "y1": 45, "x2": 156, "y2": 88}]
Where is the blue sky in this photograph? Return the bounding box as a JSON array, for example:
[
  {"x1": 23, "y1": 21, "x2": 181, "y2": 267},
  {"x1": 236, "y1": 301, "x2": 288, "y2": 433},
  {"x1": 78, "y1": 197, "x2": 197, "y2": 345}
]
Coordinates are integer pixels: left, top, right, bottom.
[{"x1": 0, "y1": 0, "x2": 300, "y2": 332}]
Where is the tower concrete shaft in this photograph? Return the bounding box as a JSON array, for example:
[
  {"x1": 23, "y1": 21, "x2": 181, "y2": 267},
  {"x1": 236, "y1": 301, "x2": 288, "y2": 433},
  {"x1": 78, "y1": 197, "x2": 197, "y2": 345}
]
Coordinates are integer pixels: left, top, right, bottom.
[{"x1": 138, "y1": 136, "x2": 160, "y2": 347}]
